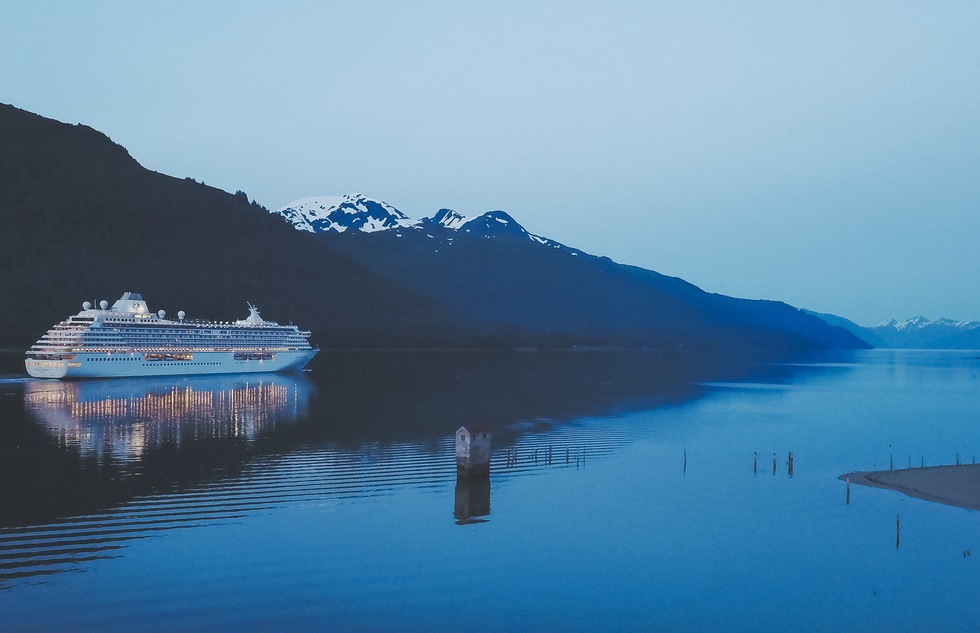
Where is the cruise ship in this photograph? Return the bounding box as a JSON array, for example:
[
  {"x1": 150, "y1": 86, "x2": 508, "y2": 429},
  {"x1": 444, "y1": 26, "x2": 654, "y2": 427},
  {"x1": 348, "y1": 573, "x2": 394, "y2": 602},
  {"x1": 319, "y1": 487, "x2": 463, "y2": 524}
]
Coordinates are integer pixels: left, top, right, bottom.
[{"x1": 25, "y1": 292, "x2": 318, "y2": 379}]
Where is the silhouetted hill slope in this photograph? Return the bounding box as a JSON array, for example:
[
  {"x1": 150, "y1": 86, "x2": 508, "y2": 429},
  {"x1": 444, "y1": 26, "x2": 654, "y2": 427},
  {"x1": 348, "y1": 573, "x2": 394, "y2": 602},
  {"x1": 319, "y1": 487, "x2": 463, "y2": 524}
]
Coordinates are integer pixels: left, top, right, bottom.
[
  {"x1": 0, "y1": 103, "x2": 865, "y2": 355},
  {"x1": 316, "y1": 229, "x2": 864, "y2": 354},
  {"x1": 273, "y1": 194, "x2": 865, "y2": 354},
  {"x1": 0, "y1": 103, "x2": 484, "y2": 348}
]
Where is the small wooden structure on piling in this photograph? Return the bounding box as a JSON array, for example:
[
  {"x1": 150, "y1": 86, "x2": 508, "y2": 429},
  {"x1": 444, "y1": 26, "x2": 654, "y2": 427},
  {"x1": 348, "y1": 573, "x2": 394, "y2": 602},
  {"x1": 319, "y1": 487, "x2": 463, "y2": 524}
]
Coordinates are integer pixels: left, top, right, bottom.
[
  {"x1": 456, "y1": 423, "x2": 492, "y2": 476},
  {"x1": 454, "y1": 424, "x2": 492, "y2": 523}
]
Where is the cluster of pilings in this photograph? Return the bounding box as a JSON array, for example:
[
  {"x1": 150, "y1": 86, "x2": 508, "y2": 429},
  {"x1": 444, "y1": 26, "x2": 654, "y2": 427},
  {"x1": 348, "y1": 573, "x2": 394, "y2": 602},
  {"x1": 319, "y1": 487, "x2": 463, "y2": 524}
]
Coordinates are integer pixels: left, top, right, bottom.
[{"x1": 753, "y1": 450, "x2": 795, "y2": 477}]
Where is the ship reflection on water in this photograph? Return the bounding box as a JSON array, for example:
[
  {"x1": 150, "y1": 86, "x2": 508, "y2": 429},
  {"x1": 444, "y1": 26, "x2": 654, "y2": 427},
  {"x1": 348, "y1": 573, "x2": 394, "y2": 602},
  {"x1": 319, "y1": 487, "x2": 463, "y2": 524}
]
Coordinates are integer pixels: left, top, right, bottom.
[
  {"x1": 1, "y1": 374, "x2": 315, "y2": 586},
  {"x1": 23, "y1": 373, "x2": 312, "y2": 466}
]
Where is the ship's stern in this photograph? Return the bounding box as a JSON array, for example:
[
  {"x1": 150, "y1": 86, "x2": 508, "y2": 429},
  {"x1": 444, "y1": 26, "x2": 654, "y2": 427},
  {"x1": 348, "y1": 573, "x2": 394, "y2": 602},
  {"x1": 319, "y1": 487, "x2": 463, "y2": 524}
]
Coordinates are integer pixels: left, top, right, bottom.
[{"x1": 25, "y1": 359, "x2": 70, "y2": 379}]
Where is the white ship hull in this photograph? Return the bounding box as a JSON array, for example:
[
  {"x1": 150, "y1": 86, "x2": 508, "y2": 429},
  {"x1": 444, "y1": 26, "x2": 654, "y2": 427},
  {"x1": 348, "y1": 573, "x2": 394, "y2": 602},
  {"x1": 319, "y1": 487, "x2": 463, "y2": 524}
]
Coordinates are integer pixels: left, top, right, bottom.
[{"x1": 26, "y1": 349, "x2": 318, "y2": 379}]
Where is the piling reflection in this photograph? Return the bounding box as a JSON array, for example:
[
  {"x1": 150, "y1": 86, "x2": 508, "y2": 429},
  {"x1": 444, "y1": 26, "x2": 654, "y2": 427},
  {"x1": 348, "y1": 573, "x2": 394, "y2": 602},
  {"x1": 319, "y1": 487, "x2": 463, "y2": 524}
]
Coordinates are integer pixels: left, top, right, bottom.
[
  {"x1": 23, "y1": 374, "x2": 311, "y2": 466},
  {"x1": 454, "y1": 475, "x2": 491, "y2": 525}
]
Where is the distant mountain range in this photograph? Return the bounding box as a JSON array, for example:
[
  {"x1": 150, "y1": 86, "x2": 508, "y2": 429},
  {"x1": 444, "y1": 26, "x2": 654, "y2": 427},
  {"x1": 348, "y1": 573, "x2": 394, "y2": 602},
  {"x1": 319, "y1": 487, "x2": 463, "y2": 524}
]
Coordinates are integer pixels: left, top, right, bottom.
[
  {"x1": 806, "y1": 311, "x2": 980, "y2": 349},
  {"x1": 0, "y1": 102, "x2": 868, "y2": 357}
]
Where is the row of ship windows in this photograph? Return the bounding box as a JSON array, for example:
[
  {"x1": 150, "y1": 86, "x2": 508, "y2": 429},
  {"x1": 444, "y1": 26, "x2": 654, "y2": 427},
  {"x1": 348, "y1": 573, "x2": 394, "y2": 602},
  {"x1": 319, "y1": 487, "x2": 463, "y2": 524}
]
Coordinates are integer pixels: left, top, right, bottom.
[
  {"x1": 86, "y1": 358, "x2": 222, "y2": 366},
  {"x1": 42, "y1": 339, "x2": 302, "y2": 346},
  {"x1": 72, "y1": 341, "x2": 299, "y2": 346},
  {"x1": 53, "y1": 326, "x2": 299, "y2": 336},
  {"x1": 140, "y1": 362, "x2": 222, "y2": 367},
  {"x1": 85, "y1": 340, "x2": 299, "y2": 344},
  {"x1": 57, "y1": 323, "x2": 297, "y2": 336},
  {"x1": 87, "y1": 354, "x2": 278, "y2": 360},
  {"x1": 64, "y1": 334, "x2": 300, "y2": 340},
  {"x1": 87, "y1": 355, "x2": 194, "y2": 361},
  {"x1": 49, "y1": 329, "x2": 297, "y2": 335}
]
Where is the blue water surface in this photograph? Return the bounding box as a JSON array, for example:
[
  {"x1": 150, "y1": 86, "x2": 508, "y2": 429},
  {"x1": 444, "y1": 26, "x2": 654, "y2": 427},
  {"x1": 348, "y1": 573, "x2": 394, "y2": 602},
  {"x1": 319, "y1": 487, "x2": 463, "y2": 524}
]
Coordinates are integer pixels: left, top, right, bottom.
[{"x1": 1, "y1": 349, "x2": 979, "y2": 632}]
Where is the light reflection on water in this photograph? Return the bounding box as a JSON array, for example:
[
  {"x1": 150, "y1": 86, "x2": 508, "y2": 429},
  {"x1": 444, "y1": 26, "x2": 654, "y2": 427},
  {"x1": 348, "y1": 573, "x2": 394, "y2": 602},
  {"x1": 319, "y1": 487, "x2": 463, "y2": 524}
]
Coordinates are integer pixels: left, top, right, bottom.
[
  {"x1": 23, "y1": 374, "x2": 312, "y2": 466},
  {"x1": 1, "y1": 350, "x2": 979, "y2": 631}
]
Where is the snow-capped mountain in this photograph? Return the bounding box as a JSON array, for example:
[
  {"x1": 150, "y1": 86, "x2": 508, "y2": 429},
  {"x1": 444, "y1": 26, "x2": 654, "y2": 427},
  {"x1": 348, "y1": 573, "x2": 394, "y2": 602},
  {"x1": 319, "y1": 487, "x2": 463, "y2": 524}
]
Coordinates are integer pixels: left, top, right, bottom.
[
  {"x1": 866, "y1": 316, "x2": 980, "y2": 349},
  {"x1": 274, "y1": 194, "x2": 572, "y2": 251},
  {"x1": 276, "y1": 194, "x2": 414, "y2": 233},
  {"x1": 808, "y1": 311, "x2": 980, "y2": 349}
]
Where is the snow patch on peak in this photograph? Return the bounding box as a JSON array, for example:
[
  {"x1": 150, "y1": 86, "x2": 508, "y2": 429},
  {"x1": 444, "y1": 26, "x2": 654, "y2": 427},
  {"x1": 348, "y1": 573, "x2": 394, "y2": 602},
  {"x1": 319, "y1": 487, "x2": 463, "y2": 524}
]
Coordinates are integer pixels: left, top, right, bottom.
[
  {"x1": 874, "y1": 317, "x2": 932, "y2": 331},
  {"x1": 932, "y1": 317, "x2": 980, "y2": 329},
  {"x1": 898, "y1": 316, "x2": 931, "y2": 330},
  {"x1": 432, "y1": 208, "x2": 468, "y2": 230},
  {"x1": 460, "y1": 210, "x2": 530, "y2": 239}
]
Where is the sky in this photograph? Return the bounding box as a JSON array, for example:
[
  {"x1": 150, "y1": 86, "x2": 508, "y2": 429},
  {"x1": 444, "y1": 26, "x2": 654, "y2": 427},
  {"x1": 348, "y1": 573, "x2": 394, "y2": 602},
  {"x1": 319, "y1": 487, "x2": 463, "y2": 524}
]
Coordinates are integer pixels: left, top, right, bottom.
[{"x1": 2, "y1": 1, "x2": 978, "y2": 326}]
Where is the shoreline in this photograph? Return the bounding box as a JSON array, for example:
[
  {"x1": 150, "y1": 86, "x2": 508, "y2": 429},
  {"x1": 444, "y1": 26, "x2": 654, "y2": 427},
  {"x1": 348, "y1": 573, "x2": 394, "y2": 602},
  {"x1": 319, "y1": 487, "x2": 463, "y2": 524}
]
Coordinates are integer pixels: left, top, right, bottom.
[{"x1": 842, "y1": 464, "x2": 980, "y2": 511}]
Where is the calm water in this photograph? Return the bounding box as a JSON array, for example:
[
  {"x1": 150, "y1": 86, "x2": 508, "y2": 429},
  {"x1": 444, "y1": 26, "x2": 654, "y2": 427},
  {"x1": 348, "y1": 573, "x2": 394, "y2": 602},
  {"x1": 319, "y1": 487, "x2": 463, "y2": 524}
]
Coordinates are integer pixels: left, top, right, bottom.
[{"x1": 1, "y1": 349, "x2": 979, "y2": 632}]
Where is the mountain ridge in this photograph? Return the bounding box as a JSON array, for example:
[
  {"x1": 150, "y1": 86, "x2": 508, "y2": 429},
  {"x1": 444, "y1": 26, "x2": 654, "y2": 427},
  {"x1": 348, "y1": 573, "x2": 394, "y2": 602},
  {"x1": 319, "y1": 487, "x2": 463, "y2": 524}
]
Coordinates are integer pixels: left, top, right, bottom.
[
  {"x1": 275, "y1": 193, "x2": 571, "y2": 250},
  {"x1": 805, "y1": 310, "x2": 980, "y2": 349},
  {"x1": 274, "y1": 193, "x2": 865, "y2": 353}
]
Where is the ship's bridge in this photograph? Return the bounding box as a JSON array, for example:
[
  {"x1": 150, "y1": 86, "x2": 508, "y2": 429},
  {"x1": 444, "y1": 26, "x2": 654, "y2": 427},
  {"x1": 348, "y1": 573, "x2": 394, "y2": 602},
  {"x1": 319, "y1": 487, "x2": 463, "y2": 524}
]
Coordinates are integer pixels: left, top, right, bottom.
[{"x1": 110, "y1": 292, "x2": 150, "y2": 315}]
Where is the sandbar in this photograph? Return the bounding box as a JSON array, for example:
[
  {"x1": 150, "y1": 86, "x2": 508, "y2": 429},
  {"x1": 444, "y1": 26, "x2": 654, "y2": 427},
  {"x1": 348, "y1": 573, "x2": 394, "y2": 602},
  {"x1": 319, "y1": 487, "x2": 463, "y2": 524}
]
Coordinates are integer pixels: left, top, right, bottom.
[{"x1": 842, "y1": 464, "x2": 980, "y2": 511}]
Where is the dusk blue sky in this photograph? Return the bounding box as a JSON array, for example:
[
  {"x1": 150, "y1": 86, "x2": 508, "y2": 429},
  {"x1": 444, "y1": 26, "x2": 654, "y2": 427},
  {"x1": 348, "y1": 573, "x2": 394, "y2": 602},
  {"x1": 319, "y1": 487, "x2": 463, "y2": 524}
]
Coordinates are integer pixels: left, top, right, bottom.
[{"x1": 3, "y1": 2, "x2": 978, "y2": 325}]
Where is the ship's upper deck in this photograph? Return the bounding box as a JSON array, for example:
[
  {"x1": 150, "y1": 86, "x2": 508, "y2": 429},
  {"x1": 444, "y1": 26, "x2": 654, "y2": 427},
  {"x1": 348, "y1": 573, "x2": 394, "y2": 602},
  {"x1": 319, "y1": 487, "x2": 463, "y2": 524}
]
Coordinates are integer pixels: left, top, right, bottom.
[{"x1": 27, "y1": 293, "x2": 313, "y2": 358}]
